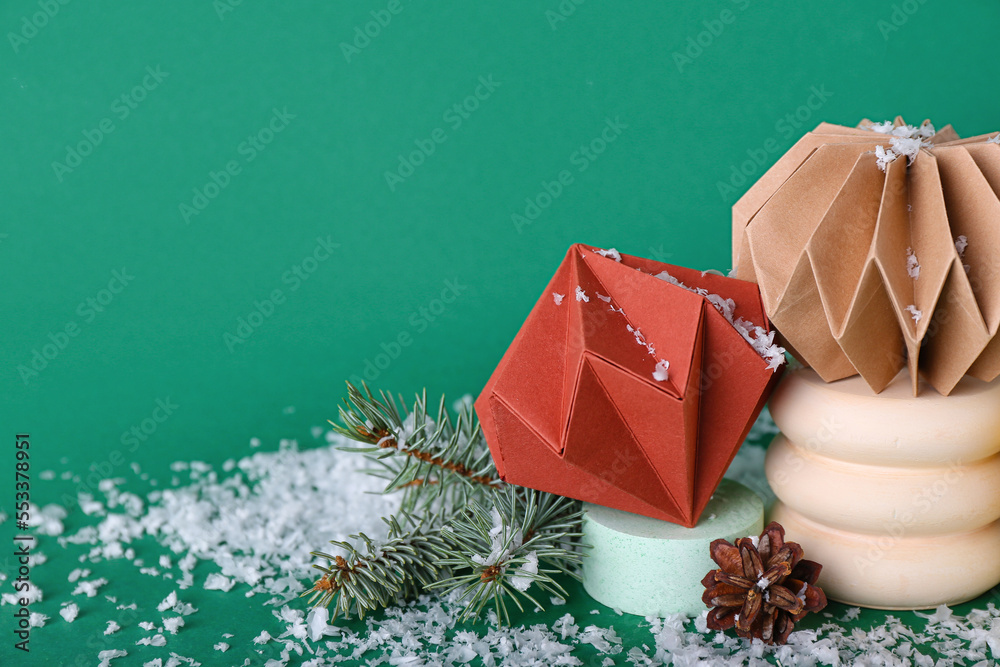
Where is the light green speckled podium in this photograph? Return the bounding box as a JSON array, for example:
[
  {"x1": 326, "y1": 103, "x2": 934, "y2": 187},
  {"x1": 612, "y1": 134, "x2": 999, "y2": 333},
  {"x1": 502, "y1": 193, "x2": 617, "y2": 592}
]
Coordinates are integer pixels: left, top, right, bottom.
[{"x1": 582, "y1": 479, "x2": 764, "y2": 617}]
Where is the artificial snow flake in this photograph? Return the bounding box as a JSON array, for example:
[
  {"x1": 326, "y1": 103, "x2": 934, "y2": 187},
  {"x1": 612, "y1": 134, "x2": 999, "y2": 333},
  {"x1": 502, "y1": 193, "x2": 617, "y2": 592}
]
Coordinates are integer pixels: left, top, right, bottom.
[
  {"x1": 594, "y1": 247, "x2": 622, "y2": 262},
  {"x1": 579, "y1": 625, "x2": 624, "y2": 654},
  {"x1": 653, "y1": 269, "x2": 785, "y2": 371},
  {"x1": 72, "y1": 576, "x2": 108, "y2": 597},
  {"x1": 891, "y1": 135, "x2": 926, "y2": 163},
  {"x1": 906, "y1": 247, "x2": 921, "y2": 279},
  {"x1": 652, "y1": 359, "x2": 670, "y2": 382},
  {"x1": 905, "y1": 305, "x2": 923, "y2": 323},
  {"x1": 157, "y1": 591, "x2": 178, "y2": 612},
  {"x1": 509, "y1": 551, "x2": 539, "y2": 592},
  {"x1": 28, "y1": 503, "x2": 67, "y2": 535},
  {"x1": 956, "y1": 235, "x2": 969, "y2": 256},
  {"x1": 137, "y1": 634, "x2": 167, "y2": 647},
  {"x1": 471, "y1": 508, "x2": 523, "y2": 569},
  {"x1": 868, "y1": 121, "x2": 933, "y2": 171},
  {"x1": 60, "y1": 603, "x2": 79, "y2": 622},
  {"x1": 204, "y1": 573, "x2": 235, "y2": 592},
  {"x1": 214, "y1": 642, "x2": 230, "y2": 652},
  {"x1": 79, "y1": 494, "x2": 105, "y2": 516},
  {"x1": 554, "y1": 613, "x2": 580, "y2": 640},
  {"x1": 307, "y1": 607, "x2": 339, "y2": 642},
  {"x1": 105, "y1": 620, "x2": 121, "y2": 635},
  {"x1": 955, "y1": 235, "x2": 971, "y2": 273},
  {"x1": 163, "y1": 616, "x2": 185, "y2": 634},
  {"x1": 552, "y1": 292, "x2": 564, "y2": 305},
  {"x1": 875, "y1": 144, "x2": 897, "y2": 172},
  {"x1": 67, "y1": 567, "x2": 90, "y2": 582},
  {"x1": 866, "y1": 120, "x2": 935, "y2": 141},
  {"x1": 97, "y1": 649, "x2": 127, "y2": 667},
  {"x1": 2, "y1": 582, "x2": 42, "y2": 605},
  {"x1": 916, "y1": 604, "x2": 955, "y2": 625},
  {"x1": 575, "y1": 286, "x2": 589, "y2": 302}
]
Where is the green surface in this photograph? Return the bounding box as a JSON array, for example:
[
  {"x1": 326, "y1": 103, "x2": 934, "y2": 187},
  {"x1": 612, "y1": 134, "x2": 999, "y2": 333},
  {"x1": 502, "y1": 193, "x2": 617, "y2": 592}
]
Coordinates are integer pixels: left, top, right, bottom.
[
  {"x1": 4, "y1": 0, "x2": 1000, "y2": 664},
  {"x1": 8, "y1": 433, "x2": 1000, "y2": 666}
]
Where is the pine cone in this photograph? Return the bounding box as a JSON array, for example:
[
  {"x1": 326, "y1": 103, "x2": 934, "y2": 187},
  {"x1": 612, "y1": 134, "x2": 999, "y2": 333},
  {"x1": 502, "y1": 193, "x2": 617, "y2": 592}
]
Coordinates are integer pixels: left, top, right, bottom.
[{"x1": 701, "y1": 521, "x2": 827, "y2": 645}]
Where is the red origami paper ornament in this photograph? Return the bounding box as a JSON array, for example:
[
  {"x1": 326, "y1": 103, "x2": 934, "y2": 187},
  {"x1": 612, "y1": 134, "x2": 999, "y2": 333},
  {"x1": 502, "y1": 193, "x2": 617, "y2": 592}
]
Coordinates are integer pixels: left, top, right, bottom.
[{"x1": 475, "y1": 244, "x2": 784, "y2": 527}]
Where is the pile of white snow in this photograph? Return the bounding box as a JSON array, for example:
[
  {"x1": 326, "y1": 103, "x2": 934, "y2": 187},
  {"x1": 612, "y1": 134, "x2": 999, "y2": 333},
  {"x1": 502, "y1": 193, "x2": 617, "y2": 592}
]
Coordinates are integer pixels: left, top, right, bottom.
[{"x1": 5, "y1": 418, "x2": 999, "y2": 665}]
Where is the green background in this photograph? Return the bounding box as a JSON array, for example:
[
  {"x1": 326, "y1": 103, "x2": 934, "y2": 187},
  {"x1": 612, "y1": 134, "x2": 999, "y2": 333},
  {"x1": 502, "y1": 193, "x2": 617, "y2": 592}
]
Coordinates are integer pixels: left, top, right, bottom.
[{"x1": 3, "y1": 0, "x2": 1000, "y2": 664}]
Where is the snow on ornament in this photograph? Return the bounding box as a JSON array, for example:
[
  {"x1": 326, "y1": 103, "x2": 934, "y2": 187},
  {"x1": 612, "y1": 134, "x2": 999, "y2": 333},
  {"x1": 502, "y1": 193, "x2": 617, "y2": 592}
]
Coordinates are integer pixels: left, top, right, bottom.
[
  {"x1": 733, "y1": 116, "x2": 1000, "y2": 395},
  {"x1": 476, "y1": 244, "x2": 783, "y2": 527}
]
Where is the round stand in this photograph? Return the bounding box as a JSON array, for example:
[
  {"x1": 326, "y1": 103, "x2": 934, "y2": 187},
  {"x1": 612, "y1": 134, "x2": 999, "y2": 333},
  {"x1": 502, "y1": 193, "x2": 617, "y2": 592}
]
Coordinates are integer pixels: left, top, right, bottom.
[
  {"x1": 767, "y1": 368, "x2": 1000, "y2": 609},
  {"x1": 581, "y1": 479, "x2": 763, "y2": 617}
]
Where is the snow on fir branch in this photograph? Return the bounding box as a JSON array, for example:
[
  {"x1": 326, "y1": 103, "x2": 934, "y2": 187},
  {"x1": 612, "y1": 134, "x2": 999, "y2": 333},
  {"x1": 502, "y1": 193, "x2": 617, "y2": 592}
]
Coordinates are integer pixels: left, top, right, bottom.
[{"x1": 305, "y1": 383, "x2": 586, "y2": 626}]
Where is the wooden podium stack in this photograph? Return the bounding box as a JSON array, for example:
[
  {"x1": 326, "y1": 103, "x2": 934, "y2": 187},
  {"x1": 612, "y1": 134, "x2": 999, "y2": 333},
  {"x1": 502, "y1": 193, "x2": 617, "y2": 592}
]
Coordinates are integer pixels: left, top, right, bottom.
[{"x1": 765, "y1": 368, "x2": 1000, "y2": 609}]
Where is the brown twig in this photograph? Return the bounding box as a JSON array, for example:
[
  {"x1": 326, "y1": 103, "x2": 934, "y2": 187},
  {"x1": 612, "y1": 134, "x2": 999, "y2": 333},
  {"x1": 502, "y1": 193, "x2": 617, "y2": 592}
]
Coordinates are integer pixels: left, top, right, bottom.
[
  {"x1": 310, "y1": 554, "x2": 368, "y2": 595},
  {"x1": 371, "y1": 430, "x2": 498, "y2": 487}
]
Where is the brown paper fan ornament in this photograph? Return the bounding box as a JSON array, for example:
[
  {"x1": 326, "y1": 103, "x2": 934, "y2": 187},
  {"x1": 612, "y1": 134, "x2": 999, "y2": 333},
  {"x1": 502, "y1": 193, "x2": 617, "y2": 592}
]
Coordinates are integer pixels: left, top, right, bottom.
[{"x1": 733, "y1": 117, "x2": 1000, "y2": 396}]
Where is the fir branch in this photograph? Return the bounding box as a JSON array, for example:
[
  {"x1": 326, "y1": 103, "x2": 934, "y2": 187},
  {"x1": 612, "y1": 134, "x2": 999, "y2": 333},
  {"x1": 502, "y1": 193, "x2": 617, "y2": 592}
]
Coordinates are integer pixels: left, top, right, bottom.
[
  {"x1": 304, "y1": 514, "x2": 448, "y2": 621},
  {"x1": 332, "y1": 382, "x2": 500, "y2": 513},
  {"x1": 309, "y1": 383, "x2": 587, "y2": 627},
  {"x1": 429, "y1": 486, "x2": 585, "y2": 625}
]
